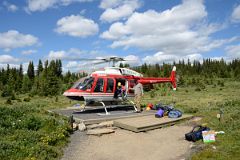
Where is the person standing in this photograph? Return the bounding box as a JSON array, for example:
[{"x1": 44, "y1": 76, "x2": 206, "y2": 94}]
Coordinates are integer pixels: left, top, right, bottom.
[{"x1": 133, "y1": 80, "x2": 144, "y2": 112}]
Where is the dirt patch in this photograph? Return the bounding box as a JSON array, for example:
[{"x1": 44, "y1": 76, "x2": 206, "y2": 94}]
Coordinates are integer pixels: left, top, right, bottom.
[{"x1": 62, "y1": 124, "x2": 193, "y2": 160}]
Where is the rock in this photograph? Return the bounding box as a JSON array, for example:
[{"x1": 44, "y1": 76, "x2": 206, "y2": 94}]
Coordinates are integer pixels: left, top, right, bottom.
[
  {"x1": 87, "y1": 128, "x2": 115, "y2": 136},
  {"x1": 98, "y1": 121, "x2": 114, "y2": 127},
  {"x1": 87, "y1": 121, "x2": 114, "y2": 129},
  {"x1": 108, "y1": 127, "x2": 118, "y2": 130},
  {"x1": 191, "y1": 117, "x2": 203, "y2": 122},
  {"x1": 78, "y1": 122, "x2": 86, "y2": 131},
  {"x1": 73, "y1": 123, "x2": 78, "y2": 130},
  {"x1": 87, "y1": 124, "x2": 100, "y2": 129},
  {"x1": 190, "y1": 144, "x2": 195, "y2": 148}
]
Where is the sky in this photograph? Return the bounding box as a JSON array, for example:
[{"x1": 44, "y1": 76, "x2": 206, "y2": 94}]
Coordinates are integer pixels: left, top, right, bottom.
[{"x1": 0, "y1": 0, "x2": 240, "y2": 72}]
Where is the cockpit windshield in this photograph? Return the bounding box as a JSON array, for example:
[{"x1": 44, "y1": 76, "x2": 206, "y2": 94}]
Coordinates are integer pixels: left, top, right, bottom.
[{"x1": 72, "y1": 77, "x2": 94, "y2": 91}]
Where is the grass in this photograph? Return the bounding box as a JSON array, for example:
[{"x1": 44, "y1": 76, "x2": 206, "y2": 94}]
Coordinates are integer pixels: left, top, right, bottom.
[
  {"x1": 142, "y1": 79, "x2": 240, "y2": 160},
  {"x1": 0, "y1": 79, "x2": 239, "y2": 159},
  {"x1": 0, "y1": 94, "x2": 76, "y2": 160},
  {"x1": 190, "y1": 100, "x2": 240, "y2": 160}
]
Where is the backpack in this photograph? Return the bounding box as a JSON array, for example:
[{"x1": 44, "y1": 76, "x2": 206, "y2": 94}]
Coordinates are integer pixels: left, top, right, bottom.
[
  {"x1": 152, "y1": 103, "x2": 163, "y2": 110},
  {"x1": 168, "y1": 109, "x2": 182, "y2": 118},
  {"x1": 155, "y1": 109, "x2": 164, "y2": 118},
  {"x1": 185, "y1": 125, "x2": 210, "y2": 142},
  {"x1": 163, "y1": 105, "x2": 174, "y2": 112}
]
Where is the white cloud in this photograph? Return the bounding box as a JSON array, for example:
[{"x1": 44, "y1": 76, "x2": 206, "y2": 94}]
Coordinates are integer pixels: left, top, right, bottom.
[
  {"x1": 55, "y1": 15, "x2": 99, "y2": 37},
  {"x1": 101, "y1": 0, "x2": 232, "y2": 56},
  {"x1": 26, "y1": 0, "x2": 93, "y2": 12},
  {"x1": 231, "y1": 4, "x2": 240, "y2": 23},
  {"x1": 225, "y1": 44, "x2": 240, "y2": 58},
  {"x1": 143, "y1": 52, "x2": 203, "y2": 64},
  {"x1": 0, "y1": 55, "x2": 19, "y2": 63},
  {"x1": 65, "y1": 60, "x2": 94, "y2": 72},
  {"x1": 0, "y1": 63, "x2": 21, "y2": 69},
  {"x1": 0, "y1": 30, "x2": 39, "y2": 51},
  {"x1": 99, "y1": 0, "x2": 122, "y2": 9},
  {"x1": 47, "y1": 48, "x2": 87, "y2": 60},
  {"x1": 3, "y1": 1, "x2": 18, "y2": 12},
  {"x1": 122, "y1": 54, "x2": 141, "y2": 66},
  {"x1": 100, "y1": 0, "x2": 141, "y2": 23},
  {"x1": 66, "y1": 61, "x2": 78, "y2": 68},
  {"x1": 100, "y1": 22, "x2": 130, "y2": 39},
  {"x1": 48, "y1": 50, "x2": 68, "y2": 60},
  {"x1": 21, "y1": 49, "x2": 37, "y2": 55}
]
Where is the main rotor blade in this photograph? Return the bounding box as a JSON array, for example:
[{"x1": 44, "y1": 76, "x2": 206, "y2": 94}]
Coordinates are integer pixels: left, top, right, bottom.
[
  {"x1": 74, "y1": 58, "x2": 104, "y2": 61},
  {"x1": 92, "y1": 61, "x2": 108, "y2": 65}
]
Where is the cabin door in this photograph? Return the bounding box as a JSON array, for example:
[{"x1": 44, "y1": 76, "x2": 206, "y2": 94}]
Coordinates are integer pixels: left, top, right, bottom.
[{"x1": 106, "y1": 78, "x2": 114, "y2": 93}]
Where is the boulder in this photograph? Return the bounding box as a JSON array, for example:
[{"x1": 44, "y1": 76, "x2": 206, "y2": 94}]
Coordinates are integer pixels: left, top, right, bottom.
[
  {"x1": 87, "y1": 128, "x2": 115, "y2": 136},
  {"x1": 98, "y1": 121, "x2": 114, "y2": 127},
  {"x1": 78, "y1": 122, "x2": 86, "y2": 131}
]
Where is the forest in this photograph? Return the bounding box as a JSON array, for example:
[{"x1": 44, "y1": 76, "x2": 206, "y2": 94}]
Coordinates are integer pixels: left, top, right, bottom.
[
  {"x1": 1, "y1": 58, "x2": 239, "y2": 100},
  {"x1": 0, "y1": 60, "x2": 87, "y2": 100}
]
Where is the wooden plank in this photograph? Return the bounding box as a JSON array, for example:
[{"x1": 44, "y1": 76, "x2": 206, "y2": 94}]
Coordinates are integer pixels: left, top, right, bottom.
[
  {"x1": 114, "y1": 114, "x2": 193, "y2": 132},
  {"x1": 74, "y1": 111, "x2": 156, "y2": 125}
]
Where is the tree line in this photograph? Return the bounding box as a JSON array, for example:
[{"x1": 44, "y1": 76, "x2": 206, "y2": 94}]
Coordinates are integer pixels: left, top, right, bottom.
[
  {"x1": 0, "y1": 59, "x2": 87, "y2": 98},
  {"x1": 133, "y1": 58, "x2": 240, "y2": 79},
  {"x1": 1, "y1": 58, "x2": 240, "y2": 98}
]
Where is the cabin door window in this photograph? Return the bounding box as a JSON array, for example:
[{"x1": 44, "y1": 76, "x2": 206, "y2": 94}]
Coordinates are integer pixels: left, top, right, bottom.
[
  {"x1": 94, "y1": 78, "x2": 104, "y2": 92},
  {"x1": 106, "y1": 78, "x2": 114, "y2": 93}
]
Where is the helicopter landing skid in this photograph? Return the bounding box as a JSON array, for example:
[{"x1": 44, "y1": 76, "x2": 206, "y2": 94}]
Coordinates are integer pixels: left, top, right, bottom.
[{"x1": 97, "y1": 101, "x2": 138, "y2": 116}]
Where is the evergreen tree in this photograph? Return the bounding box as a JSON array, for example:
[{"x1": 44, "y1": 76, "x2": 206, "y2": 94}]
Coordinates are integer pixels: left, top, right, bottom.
[
  {"x1": 27, "y1": 61, "x2": 35, "y2": 80},
  {"x1": 56, "y1": 59, "x2": 62, "y2": 77},
  {"x1": 119, "y1": 63, "x2": 124, "y2": 68},
  {"x1": 45, "y1": 60, "x2": 61, "y2": 96},
  {"x1": 16, "y1": 64, "x2": 24, "y2": 92},
  {"x1": 37, "y1": 60, "x2": 43, "y2": 76},
  {"x1": 22, "y1": 75, "x2": 31, "y2": 93},
  {"x1": 124, "y1": 63, "x2": 130, "y2": 68}
]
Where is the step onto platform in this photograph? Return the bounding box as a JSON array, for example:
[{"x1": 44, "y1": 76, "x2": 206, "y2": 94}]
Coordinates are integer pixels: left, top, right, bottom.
[{"x1": 114, "y1": 114, "x2": 193, "y2": 132}]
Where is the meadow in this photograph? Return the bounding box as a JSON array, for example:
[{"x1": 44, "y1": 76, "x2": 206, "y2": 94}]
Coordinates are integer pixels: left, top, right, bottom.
[
  {"x1": 143, "y1": 79, "x2": 240, "y2": 160},
  {"x1": 0, "y1": 78, "x2": 239, "y2": 159},
  {"x1": 0, "y1": 94, "x2": 73, "y2": 160}
]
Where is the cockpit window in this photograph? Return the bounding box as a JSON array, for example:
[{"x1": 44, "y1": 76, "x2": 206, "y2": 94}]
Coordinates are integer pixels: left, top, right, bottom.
[
  {"x1": 94, "y1": 78, "x2": 104, "y2": 92},
  {"x1": 72, "y1": 77, "x2": 94, "y2": 91}
]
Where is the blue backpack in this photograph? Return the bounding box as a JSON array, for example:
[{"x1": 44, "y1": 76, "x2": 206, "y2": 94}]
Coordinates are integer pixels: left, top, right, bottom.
[
  {"x1": 155, "y1": 109, "x2": 164, "y2": 118},
  {"x1": 168, "y1": 109, "x2": 182, "y2": 118}
]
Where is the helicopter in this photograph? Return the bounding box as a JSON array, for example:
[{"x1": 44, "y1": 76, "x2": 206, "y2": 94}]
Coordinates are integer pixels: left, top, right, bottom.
[{"x1": 63, "y1": 56, "x2": 177, "y2": 114}]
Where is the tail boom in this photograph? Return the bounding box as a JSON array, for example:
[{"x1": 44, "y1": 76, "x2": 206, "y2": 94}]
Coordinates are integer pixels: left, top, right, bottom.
[{"x1": 138, "y1": 66, "x2": 177, "y2": 90}]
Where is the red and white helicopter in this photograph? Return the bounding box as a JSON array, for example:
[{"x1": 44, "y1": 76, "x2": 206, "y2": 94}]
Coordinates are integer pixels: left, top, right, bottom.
[{"x1": 63, "y1": 57, "x2": 176, "y2": 114}]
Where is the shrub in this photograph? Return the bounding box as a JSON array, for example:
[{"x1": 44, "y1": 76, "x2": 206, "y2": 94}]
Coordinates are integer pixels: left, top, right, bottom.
[
  {"x1": 195, "y1": 87, "x2": 201, "y2": 91},
  {"x1": 5, "y1": 98, "x2": 12, "y2": 105},
  {"x1": 23, "y1": 97, "x2": 31, "y2": 102},
  {"x1": 11, "y1": 93, "x2": 16, "y2": 100},
  {"x1": 17, "y1": 98, "x2": 22, "y2": 102},
  {"x1": 184, "y1": 107, "x2": 199, "y2": 113},
  {"x1": 217, "y1": 80, "x2": 225, "y2": 87},
  {"x1": 0, "y1": 104, "x2": 71, "y2": 160},
  {"x1": 150, "y1": 90, "x2": 156, "y2": 98}
]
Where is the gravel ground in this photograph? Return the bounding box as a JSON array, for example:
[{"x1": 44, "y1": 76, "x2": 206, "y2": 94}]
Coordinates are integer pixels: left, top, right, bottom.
[{"x1": 61, "y1": 124, "x2": 193, "y2": 160}]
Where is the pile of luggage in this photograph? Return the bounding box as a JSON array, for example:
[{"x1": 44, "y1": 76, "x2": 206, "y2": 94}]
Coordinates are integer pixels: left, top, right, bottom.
[{"x1": 146, "y1": 103, "x2": 182, "y2": 118}]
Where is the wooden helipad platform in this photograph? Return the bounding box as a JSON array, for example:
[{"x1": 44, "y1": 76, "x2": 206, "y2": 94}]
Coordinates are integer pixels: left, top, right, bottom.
[
  {"x1": 114, "y1": 114, "x2": 193, "y2": 132},
  {"x1": 52, "y1": 106, "x2": 156, "y2": 125}
]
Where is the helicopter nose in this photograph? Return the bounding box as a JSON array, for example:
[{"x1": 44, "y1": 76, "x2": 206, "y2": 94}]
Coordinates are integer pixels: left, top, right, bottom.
[
  {"x1": 63, "y1": 88, "x2": 80, "y2": 96},
  {"x1": 66, "y1": 88, "x2": 79, "y2": 92}
]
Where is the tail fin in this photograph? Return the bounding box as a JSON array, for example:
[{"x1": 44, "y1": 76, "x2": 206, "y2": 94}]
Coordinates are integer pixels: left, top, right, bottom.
[{"x1": 170, "y1": 66, "x2": 177, "y2": 90}]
